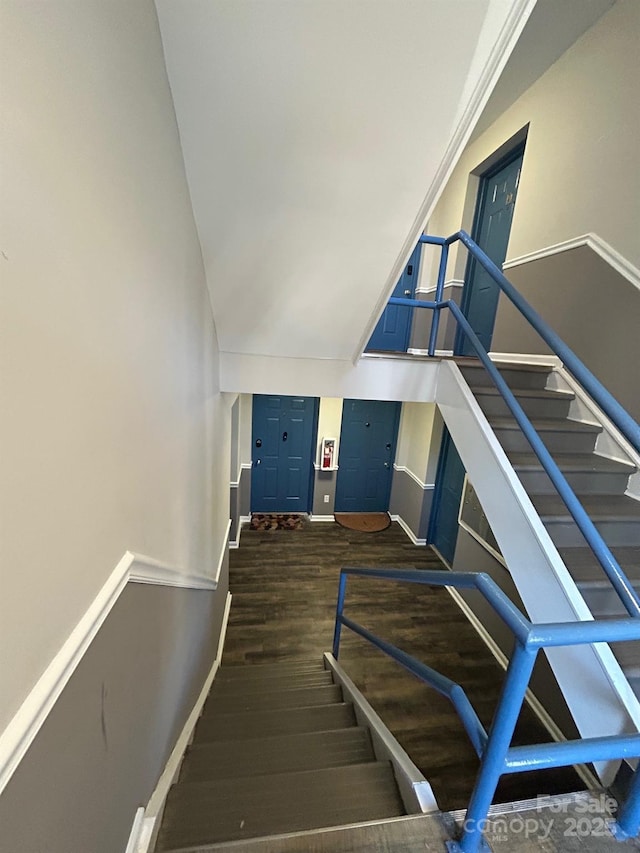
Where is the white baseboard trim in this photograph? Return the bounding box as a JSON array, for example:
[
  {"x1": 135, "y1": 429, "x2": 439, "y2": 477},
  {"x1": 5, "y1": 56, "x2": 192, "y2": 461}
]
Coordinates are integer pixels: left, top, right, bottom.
[
  {"x1": 0, "y1": 546, "x2": 224, "y2": 797},
  {"x1": 310, "y1": 514, "x2": 336, "y2": 522},
  {"x1": 393, "y1": 464, "x2": 435, "y2": 492},
  {"x1": 136, "y1": 590, "x2": 233, "y2": 853},
  {"x1": 229, "y1": 515, "x2": 251, "y2": 549},
  {"x1": 125, "y1": 807, "x2": 145, "y2": 853},
  {"x1": 407, "y1": 347, "x2": 453, "y2": 358},
  {"x1": 503, "y1": 233, "x2": 640, "y2": 293},
  {"x1": 487, "y1": 351, "x2": 561, "y2": 368},
  {"x1": 390, "y1": 514, "x2": 426, "y2": 546},
  {"x1": 230, "y1": 462, "x2": 252, "y2": 488},
  {"x1": 445, "y1": 586, "x2": 598, "y2": 793},
  {"x1": 213, "y1": 520, "x2": 231, "y2": 583}
]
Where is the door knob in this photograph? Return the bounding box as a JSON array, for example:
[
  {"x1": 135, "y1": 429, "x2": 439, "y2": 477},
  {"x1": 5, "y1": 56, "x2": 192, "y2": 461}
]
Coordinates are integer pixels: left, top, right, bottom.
[
  {"x1": 404, "y1": 289, "x2": 411, "y2": 296},
  {"x1": 254, "y1": 459, "x2": 261, "y2": 466},
  {"x1": 384, "y1": 462, "x2": 390, "y2": 468}
]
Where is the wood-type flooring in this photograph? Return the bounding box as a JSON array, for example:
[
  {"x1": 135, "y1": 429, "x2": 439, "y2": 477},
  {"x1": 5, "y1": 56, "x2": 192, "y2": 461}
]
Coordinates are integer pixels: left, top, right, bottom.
[{"x1": 225, "y1": 520, "x2": 583, "y2": 812}]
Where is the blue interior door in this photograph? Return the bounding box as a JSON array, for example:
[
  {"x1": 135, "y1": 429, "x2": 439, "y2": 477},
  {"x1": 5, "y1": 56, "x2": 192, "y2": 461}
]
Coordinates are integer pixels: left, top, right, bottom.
[
  {"x1": 366, "y1": 243, "x2": 421, "y2": 352},
  {"x1": 335, "y1": 400, "x2": 400, "y2": 512},
  {"x1": 428, "y1": 427, "x2": 466, "y2": 564},
  {"x1": 456, "y1": 146, "x2": 524, "y2": 355},
  {"x1": 251, "y1": 395, "x2": 318, "y2": 512}
]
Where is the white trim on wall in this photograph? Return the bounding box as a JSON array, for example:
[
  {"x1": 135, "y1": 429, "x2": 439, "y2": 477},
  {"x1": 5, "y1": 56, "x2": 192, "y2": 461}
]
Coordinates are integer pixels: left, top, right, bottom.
[
  {"x1": 129, "y1": 551, "x2": 219, "y2": 591},
  {"x1": 392, "y1": 464, "x2": 435, "y2": 492},
  {"x1": 503, "y1": 233, "x2": 640, "y2": 293},
  {"x1": 390, "y1": 514, "x2": 427, "y2": 547},
  {"x1": 487, "y1": 351, "x2": 561, "y2": 368},
  {"x1": 313, "y1": 463, "x2": 339, "y2": 472},
  {"x1": 213, "y1": 520, "x2": 231, "y2": 585},
  {"x1": 310, "y1": 514, "x2": 336, "y2": 523},
  {"x1": 228, "y1": 515, "x2": 251, "y2": 549},
  {"x1": 416, "y1": 278, "x2": 465, "y2": 296},
  {"x1": 230, "y1": 462, "x2": 252, "y2": 488},
  {"x1": 0, "y1": 546, "x2": 224, "y2": 797},
  {"x1": 135, "y1": 590, "x2": 233, "y2": 853}
]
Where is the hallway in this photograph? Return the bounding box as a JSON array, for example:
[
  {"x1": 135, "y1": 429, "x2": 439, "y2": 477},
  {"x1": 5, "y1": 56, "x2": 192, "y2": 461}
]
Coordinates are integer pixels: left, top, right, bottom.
[{"x1": 225, "y1": 520, "x2": 582, "y2": 811}]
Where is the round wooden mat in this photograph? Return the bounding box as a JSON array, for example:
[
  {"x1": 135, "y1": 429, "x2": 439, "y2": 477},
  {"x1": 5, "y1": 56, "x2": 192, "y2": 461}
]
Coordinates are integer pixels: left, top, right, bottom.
[{"x1": 333, "y1": 512, "x2": 391, "y2": 532}]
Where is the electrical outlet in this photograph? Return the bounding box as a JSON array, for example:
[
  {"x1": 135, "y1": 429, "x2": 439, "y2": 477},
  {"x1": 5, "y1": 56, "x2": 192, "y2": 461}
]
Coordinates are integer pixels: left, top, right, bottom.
[{"x1": 324, "y1": 494, "x2": 330, "y2": 503}]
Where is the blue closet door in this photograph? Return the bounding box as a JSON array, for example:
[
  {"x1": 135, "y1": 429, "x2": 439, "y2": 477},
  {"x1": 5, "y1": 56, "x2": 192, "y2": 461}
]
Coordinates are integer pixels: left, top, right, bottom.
[
  {"x1": 457, "y1": 147, "x2": 524, "y2": 355},
  {"x1": 428, "y1": 427, "x2": 466, "y2": 564},
  {"x1": 335, "y1": 399, "x2": 400, "y2": 512},
  {"x1": 366, "y1": 243, "x2": 421, "y2": 353},
  {"x1": 251, "y1": 395, "x2": 318, "y2": 512}
]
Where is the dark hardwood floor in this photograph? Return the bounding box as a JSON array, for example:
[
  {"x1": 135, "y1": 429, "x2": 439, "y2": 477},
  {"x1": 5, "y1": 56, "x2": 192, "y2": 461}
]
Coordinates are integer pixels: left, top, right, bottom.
[{"x1": 225, "y1": 520, "x2": 583, "y2": 811}]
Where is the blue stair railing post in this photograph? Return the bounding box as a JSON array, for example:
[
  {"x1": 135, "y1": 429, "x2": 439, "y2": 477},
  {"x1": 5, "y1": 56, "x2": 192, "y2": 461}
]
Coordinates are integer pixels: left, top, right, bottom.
[
  {"x1": 332, "y1": 567, "x2": 640, "y2": 851},
  {"x1": 428, "y1": 242, "x2": 449, "y2": 357},
  {"x1": 614, "y1": 760, "x2": 640, "y2": 840},
  {"x1": 332, "y1": 571, "x2": 348, "y2": 658},
  {"x1": 451, "y1": 643, "x2": 537, "y2": 853}
]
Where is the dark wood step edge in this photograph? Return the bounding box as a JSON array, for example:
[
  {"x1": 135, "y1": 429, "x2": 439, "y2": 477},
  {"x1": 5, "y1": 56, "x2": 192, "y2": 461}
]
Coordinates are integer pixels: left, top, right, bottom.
[{"x1": 323, "y1": 652, "x2": 438, "y2": 815}]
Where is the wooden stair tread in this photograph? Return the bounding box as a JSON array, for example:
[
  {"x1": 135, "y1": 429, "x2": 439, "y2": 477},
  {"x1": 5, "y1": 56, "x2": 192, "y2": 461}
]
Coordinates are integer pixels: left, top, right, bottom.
[
  {"x1": 208, "y1": 671, "x2": 334, "y2": 695},
  {"x1": 559, "y1": 546, "x2": 640, "y2": 584},
  {"x1": 488, "y1": 416, "x2": 601, "y2": 433},
  {"x1": 194, "y1": 702, "x2": 357, "y2": 742},
  {"x1": 530, "y1": 492, "x2": 640, "y2": 521},
  {"x1": 203, "y1": 684, "x2": 343, "y2": 714},
  {"x1": 156, "y1": 762, "x2": 405, "y2": 850},
  {"x1": 508, "y1": 452, "x2": 635, "y2": 475},
  {"x1": 473, "y1": 386, "x2": 574, "y2": 401},
  {"x1": 180, "y1": 727, "x2": 375, "y2": 783}
]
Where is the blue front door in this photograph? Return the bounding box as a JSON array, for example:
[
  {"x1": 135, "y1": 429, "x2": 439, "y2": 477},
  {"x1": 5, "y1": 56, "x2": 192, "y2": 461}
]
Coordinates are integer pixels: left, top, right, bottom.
[
  {"x1": 366, "y1": 243, "x2": 421, "y2": 352},
  {"x1": 251, "y1": 395, "x2": 318, "y2": 512},
  {"x1": 428, "y1": 427, "x2": 466, "y2": 564},
  {"x1": 335, "y1": 399, "x2": 400, "y2": 512},
  {"x1": 456, "y1": 146, "x2": 524, "y2": 355}
]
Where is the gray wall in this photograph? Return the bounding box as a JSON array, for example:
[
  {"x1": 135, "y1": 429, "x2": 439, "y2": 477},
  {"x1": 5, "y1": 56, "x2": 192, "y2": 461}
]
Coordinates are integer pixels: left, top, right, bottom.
[
  {"x1": 0, "y1": 568, "x2": 229, "y2": 853},
  {"x1": 312, "y1": 468, "x2": 338, "y2": 516},
  {"x1": 493, "y1": 245, "x2": 640, "y2": 421},
  {"x1": 452, "y1": 528, "x2": 578, "y2": 741},
  {"x1": 389, "y1": 468, "x2": 434, "y2": 541}
]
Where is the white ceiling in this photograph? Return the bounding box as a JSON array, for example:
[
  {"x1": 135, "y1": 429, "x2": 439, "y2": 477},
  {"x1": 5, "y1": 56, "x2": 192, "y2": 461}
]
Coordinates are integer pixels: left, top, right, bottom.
[{"x1": 155, "y1": 1, "x2": 533, "y2": 361}]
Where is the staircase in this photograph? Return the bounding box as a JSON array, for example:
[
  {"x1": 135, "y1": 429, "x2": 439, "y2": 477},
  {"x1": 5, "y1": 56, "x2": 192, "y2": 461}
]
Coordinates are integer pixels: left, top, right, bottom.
[
  {"x1": 154, "y1": 659, "x2": 409, "y2": 851},
  {"x1": 460, "y1": 361, "x2": 640, "y2": 693}
]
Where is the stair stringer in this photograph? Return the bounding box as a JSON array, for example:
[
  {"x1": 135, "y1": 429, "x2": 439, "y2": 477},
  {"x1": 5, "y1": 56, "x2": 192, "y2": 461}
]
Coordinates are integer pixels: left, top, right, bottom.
[{"x1": 435, "y1": 359, "x2": 640, "y2": 785}]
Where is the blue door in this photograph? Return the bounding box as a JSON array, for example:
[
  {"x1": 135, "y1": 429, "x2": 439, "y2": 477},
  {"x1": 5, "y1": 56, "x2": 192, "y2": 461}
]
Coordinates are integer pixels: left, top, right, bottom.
[
  {"x1": 335, "y1": 400, "x2": 400, "y2": 512},
  {"x1": 428, "y1": 427, "x2": 466, "y2": 564},
  {"x1": 456, "y1": 146, "x2": 524, "y2": 355},
  {"x1": 366, "y1": 243, "x2": 421, "y2": 352},
  {"x1": 251, "y1": 395, "x2": 318, "y2": 512}
]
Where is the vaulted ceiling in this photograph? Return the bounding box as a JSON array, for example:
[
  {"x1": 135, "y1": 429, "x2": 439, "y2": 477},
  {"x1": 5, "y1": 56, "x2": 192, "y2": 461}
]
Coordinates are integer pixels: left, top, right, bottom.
[{"x1": 154, "y1": 1, "x2": 539, "y2": 362}]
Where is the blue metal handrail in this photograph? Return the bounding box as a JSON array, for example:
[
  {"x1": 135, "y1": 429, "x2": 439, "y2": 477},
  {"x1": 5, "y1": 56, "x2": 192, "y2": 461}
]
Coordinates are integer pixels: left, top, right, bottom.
[
  {"x1": 382, "y1": 229, "x2": 640, "y2": 617},
  {"x1": 333, "y1": 566, "x2": 640, "y2": 852},
  {"x1": 416, "y1": 230, "x2": 640, "y2": 453},
  {"x1": 388, "y1": 294, "x2": 640, "y2": 618}
]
